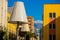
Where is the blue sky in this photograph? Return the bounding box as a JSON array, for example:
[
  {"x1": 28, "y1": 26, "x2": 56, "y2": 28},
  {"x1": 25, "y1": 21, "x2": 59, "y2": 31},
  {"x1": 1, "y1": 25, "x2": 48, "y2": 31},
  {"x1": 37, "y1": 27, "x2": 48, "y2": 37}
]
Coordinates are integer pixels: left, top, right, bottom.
[{"x1": 8, "y1": 0, "x2": 60, "y2": 21}]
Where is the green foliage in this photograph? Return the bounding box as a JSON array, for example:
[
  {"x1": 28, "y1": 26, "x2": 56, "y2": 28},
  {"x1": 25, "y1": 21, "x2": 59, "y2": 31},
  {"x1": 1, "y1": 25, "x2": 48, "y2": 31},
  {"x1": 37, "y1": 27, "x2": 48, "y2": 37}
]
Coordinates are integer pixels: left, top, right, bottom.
[{"x1": 27, "y1": 32, "x2": 34, "y2": 38}]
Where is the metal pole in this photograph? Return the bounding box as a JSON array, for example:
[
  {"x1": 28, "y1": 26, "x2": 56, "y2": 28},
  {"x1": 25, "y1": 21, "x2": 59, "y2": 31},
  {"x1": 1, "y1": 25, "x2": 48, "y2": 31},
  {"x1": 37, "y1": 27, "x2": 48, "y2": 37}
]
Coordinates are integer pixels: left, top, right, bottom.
[
  {"x1": 25, "y1": 34, "x2": 26, "y2": 40},
  {"x1": 17, "y1": 22, "x2": 19, "y2": 40}
]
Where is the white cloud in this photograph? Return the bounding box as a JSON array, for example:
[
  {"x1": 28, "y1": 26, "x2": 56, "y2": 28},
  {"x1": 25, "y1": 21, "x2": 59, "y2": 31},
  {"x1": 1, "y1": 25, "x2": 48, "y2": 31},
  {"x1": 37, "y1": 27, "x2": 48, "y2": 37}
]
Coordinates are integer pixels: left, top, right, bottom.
[{"x1": 34, "y1": 20, "x2": 43, "y2": 24}]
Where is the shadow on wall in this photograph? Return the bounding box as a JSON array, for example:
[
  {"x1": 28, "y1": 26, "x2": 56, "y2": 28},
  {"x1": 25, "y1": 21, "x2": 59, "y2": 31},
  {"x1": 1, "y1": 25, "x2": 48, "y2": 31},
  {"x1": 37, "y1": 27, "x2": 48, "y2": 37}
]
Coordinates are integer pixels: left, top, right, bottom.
[{"x1": 43, "y1": 16, "x2": 60, "y2": 40}]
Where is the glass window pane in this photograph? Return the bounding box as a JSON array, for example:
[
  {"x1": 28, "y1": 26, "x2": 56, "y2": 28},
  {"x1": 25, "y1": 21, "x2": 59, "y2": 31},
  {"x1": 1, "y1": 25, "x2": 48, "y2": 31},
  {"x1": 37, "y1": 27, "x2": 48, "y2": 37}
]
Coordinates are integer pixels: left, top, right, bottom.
[
  {"x1": 49, "y1": 34, "x2": 52, "y2": 40},
  {"x1": 49, "y1": 23, "x2": 52, "y2": 29},
  {"x1": 49, "y1": 13, "x2": 52, "y2": 18},
  {"x1": 53, "y1": 35, "x2": 56, "y2": 40},
  {"x1": 53, "y1": 13, "x2": 56, "y2": 18},
  {"x1": 49, "y1": 23, "x2": 55, "y2": 29},
  {"x1": 53, "y1": 24, "x2": 55, "y2": 29}
]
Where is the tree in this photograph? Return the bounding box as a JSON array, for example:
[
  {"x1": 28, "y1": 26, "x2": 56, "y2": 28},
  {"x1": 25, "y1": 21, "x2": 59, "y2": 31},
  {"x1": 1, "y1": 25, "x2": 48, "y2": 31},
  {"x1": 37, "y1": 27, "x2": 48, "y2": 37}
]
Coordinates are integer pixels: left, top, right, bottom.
[{"x1": 26, "y1": 32, "x2": 34, "y2": 40}]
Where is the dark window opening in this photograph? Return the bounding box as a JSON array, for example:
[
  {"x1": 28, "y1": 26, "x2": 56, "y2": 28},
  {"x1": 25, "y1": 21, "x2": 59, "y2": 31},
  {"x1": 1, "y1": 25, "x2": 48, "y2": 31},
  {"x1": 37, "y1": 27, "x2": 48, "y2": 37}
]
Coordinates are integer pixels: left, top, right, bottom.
[
  {"x1": 49, "y1": 34, "x2": 56, "y2": 40},
  {"x1": 49, "y1": 13, "x2": 56, "y2": 18},
  {"x1": 53, "y1": 24, "x2": 55, "y2": 29},
  {"x1": 53, "y1": 13, "x2": 56, "y2": 18},
  {"x1": 49, "y1": 34, "x2": 52, "y2": 40},
  {"x1": 49, "y1": 23, "x2": 55, "y2": 29},
  {"x1": 49, "y1": 23, "x2": 52, "y2": 29},
  {"x1": 49, "y1": 13, "x2": 52, "y2": 18},
  {"x1": 53, "y1": 35, "x2": 56, "y2": 40}
]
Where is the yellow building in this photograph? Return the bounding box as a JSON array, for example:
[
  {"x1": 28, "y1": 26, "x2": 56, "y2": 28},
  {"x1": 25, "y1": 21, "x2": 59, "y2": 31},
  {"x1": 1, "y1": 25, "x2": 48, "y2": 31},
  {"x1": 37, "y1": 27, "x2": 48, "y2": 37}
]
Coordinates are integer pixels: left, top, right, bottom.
[
  {"x1": 43, "y1": 4, "x2": 60, "y2": 40},
  {"x1": 7, "y1": 12, "x2": 16, "y2": 40}
]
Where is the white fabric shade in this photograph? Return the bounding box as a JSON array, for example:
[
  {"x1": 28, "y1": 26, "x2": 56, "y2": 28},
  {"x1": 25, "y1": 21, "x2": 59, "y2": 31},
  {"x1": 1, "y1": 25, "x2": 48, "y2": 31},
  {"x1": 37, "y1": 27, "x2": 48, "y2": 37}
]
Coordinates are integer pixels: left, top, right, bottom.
[
  {"x1": 21, "y1": 24, "x2": 30, "y2": 32},
  {"x1": 9, "y1": 2, "x2": 28, "y2": 24}
]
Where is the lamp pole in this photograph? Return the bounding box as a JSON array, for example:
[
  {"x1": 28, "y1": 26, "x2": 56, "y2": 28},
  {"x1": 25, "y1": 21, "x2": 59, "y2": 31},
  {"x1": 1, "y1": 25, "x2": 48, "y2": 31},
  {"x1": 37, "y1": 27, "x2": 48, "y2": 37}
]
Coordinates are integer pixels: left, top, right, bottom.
[
  {"x1": 17, "y1": 22, "x2": 22, "y2": 40},
  {"x1": 16, "y1": 22, "x2": 19, "y2": 40},
  {"x1": 17, "y1": 22, "x2": 23, "y2": 40}
]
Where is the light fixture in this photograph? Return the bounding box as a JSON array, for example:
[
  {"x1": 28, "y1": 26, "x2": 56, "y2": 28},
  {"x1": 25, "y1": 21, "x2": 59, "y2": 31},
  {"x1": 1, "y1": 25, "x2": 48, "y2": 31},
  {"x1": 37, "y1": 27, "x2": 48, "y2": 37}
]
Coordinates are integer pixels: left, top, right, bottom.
[{"x1": 9, "y1": 1, "x2": 29, "y2": 40}]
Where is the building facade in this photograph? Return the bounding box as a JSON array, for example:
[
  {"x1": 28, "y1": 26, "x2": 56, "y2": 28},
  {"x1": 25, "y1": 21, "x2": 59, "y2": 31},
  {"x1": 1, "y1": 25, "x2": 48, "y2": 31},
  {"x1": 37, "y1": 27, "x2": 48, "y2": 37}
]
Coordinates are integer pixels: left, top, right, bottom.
[
  {"x1": 27, "y1": 16, "x2": 35, "y2": 40},
  {"x1": 0, "y1": 0, "x2": 7, "y2": 29},
  {"x1": 0, "y1": 0, "x2": 7, "y2": 40},
  {"x1": 27, "y1": 16, "x2": 34, "y2": 33},
  {"x1": 43, "y1": 4, "x2": 60, "y2": 40},
  {"x1": 7, "y1": 13, "x2": 16, "y2": 40}
]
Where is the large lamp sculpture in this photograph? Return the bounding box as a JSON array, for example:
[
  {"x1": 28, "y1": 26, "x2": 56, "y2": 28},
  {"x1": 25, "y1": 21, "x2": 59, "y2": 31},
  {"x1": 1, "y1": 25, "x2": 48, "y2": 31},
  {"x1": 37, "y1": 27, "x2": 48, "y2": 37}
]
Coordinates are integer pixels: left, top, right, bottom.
[
  {"x1": 9, "y1": 2, "x2": 30, "y2": 40},
  {"x1": 21, "y1": 24, "x2": 30, "y2": 32}
]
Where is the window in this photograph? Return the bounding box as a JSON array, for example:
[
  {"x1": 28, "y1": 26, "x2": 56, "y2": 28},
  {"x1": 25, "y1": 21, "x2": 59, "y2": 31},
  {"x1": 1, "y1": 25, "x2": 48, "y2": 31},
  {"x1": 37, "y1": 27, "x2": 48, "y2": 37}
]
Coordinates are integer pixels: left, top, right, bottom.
[
  {"x1": 53, "y1": 35, "x2": 56, "y2": 40},
  {"x1": 53, "y1": 13, "x2": 56, "y2": 18},
  {"x1": 49, "y1": 13, "x2": 56, "y2": 18},
  {"x1": 53, "y1": 24, "x2": 55, "y2": 29},
  {"x1": 49, "y1": 23, "x2": 52, "y2": 29},
  {"x1": 49, "y1": 23, "x2": 55, "y2": 29},
  {"x1": 49, "y1": 34, "x2": 52, "y2": 40},
  {"x1": 49, "y1": 34, "x2": 56, "y2": 40},
  {"x1": 49, "y1": 13, "x2": 52, "y2": 18}
]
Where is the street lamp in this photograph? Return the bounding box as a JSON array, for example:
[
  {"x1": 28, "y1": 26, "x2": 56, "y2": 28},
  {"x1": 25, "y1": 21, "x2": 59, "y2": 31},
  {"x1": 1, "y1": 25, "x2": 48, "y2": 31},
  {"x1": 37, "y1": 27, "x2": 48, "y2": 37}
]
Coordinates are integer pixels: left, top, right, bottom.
[
  {"x1": 21, "y1": 24, "x2": 30, "y2": 32},
  {"x1": 20, "y1": 24, "x2": 30, "y2": 40},
  {"x1": 9, "y1": 1, "x2": 29, "y2": 40}
]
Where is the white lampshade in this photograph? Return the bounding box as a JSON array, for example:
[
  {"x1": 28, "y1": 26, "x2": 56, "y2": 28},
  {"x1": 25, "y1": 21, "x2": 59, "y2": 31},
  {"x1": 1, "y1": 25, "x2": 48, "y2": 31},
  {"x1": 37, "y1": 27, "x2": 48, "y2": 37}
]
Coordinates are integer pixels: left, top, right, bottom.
[
  {"x1": 9, "y1": 2, "x2": 28, "y2": 24},
  {"x1": 21, "y1": 24, "x2": 30, "y2": 32}
]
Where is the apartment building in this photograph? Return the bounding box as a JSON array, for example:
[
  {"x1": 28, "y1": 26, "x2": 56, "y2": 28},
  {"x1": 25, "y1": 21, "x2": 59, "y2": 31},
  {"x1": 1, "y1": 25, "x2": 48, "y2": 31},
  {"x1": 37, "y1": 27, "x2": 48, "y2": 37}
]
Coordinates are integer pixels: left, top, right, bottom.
[
  {"x1": 0, "y1": 0, "x2": 7, "y2": 29},
  {"x1": 27, "y1": 16, "x2": 34, "y2": 33},
  {"x1": 43, "y1": 4, "x2": 60, "y2": 40},
  {"x1": 7, "y1": 12, "x2": 16, "y2": 40}
]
